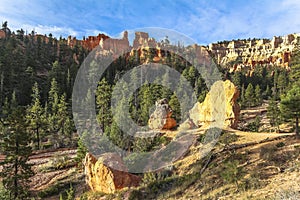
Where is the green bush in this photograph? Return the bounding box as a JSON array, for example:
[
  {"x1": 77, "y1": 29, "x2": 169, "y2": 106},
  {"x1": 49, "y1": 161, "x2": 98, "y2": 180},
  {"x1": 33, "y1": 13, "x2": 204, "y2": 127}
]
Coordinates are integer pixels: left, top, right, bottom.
[
  {"x1": 38, "y1": 181, "x2": 75, "y2": 198},
  {"x1": 142, "y1": 172, "x2": 157, "y2": 185},
  {"x1": 246, "y1": 116, "x2": 261, "y2": 132},
  {"x1": 276, "y1": 142, "x2": 285, "y2": 148},
  {"x1": 240, "y1": 174, "x2": 263, "y2": 191},
  {"x1": 128, "y1": 190, "x2": 143, "y2": 200},
  {"x1": 218, "y1": 132, "x2": 239, "y2": 145},
  {"x1": 0, "y1": 183, "x2": 9, "y2": 200},
  {"x1": 220, "y1": 160, "x2": 244, "y2": 189},
  {"x1": 260, "y1": 146, "x2": 277, "y2": 161}
]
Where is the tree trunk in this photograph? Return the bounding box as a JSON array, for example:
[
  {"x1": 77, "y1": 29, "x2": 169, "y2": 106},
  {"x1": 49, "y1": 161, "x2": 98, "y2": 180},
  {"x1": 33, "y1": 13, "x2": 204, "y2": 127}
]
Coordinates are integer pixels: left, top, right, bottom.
[
  {"x1": 296, "y1": 116, "x2": 299, "y2": 137},
  {"x1": 14, "y1": 139, "x2": 19, "y2": 199},
  {"x1": 36, "y1": 127, "x2": 40, "y2": 150}
]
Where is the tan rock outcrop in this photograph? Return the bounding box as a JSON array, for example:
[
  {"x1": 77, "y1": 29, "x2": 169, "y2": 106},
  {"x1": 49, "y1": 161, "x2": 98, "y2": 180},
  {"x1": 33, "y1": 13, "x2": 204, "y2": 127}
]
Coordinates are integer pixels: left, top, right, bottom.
[
  {"x1": 84, "y1": 153, "x2": 141, "y2": 194},
  {"x1": 148, "y1": 98, "x2": 177, "y2": 130},
  {"x1": 208, "y1": 33, "x2": 300, "y2": 71},
  {"x1": 187, "y1": 80, "x2": 240, "y2": 129},
  {"x1": 133, "y1": 32, "x2": 156, "y2": 49}
]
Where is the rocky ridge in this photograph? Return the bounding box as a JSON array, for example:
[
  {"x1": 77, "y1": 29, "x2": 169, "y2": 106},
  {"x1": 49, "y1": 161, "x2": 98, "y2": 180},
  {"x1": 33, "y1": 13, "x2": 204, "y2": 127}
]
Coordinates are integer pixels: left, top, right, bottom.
[
  {"x1": 65, "y1": 31, "x2": 300, "y2": 73},
  {"x1": 208, "y1": 34, "x2": 300, "y2": 72}
]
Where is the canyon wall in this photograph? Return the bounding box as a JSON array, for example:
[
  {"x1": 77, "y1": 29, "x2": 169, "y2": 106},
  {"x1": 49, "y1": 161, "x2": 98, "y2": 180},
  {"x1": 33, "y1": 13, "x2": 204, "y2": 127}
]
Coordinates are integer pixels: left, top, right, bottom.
[
  {"x1": 66, "y1": 31, "x2": 300, "y2": 72},
  {"x1": 208, "y1": 33, "x2": 300, "y2": 71}
]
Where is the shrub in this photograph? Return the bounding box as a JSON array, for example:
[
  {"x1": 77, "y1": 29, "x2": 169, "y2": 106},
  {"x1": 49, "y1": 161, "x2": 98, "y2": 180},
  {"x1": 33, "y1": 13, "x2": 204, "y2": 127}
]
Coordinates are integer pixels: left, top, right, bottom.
[
  {"x1": 218, "y1": 132, "x2": 239, "y2": 145},
  {"x1": 276, "y1": 142, "x2": 285, "y2": 148},
  {"x1": 259, "y1": 146, "x2": 277, "y2": 161},
  {"x1": 220, "y1": 160, "x2": 244, "y2": 189},
  {"x1": 128, "y1": 190, "x2": 143, "y2": 200},
  {"x1": 240, "y1": 173, "x2": 263, "y2": 191}
]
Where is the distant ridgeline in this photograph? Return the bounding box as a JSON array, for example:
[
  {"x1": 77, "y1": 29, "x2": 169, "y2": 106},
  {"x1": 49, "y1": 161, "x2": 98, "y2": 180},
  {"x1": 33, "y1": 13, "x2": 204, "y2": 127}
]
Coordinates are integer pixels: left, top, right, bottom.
[
  {"x1": 208, "y1": 34, "x2": 300, "y2": 74},
  {"x1": 66, "y1": 31, "x2": 300, "y2": 74},
  {"x1": 1, "y1": 24, "x2": 298, "y2": 69},
  {"x1": 67, "y1": 32, "x2": 300, "y2": 74}
]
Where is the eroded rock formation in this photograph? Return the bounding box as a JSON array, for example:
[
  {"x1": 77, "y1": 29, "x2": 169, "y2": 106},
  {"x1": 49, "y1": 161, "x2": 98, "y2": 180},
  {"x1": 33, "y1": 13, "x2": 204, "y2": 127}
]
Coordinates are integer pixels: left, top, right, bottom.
[
  {"x1": 183, "y1": 80, "x2": 240, "y2": 129},
  {"x1": 133, "y1": 32, "x2": 156, "y2": 49},
  {"x1": 148, "y1": 98, "x2": 177, "y2": 130},
  {"x1": 67, "y1": 31, "x2": 130, "y2": 52},
  {"x1": 208, "y1": 33, "x2": 300, "y2": 71},
  {"x1": 65, "y1": 30, "x2": 299, "y2": 76},
  {"x1": 84, "y1": 153, "x2": 141, "y2": 194}
]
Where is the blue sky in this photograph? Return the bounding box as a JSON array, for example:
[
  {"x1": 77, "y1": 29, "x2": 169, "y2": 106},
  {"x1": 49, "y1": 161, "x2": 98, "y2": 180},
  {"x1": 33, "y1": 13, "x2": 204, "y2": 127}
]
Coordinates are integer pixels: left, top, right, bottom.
[{"x1": 1, "y1": 0, "x2": 300, "y2": 44}]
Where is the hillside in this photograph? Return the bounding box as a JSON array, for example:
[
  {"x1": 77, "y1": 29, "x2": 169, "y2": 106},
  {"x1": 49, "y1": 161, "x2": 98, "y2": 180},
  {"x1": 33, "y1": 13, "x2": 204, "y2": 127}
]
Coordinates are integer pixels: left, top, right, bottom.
[
  {"x1": 23, "y1": 124, "x2": 298, "y2": 199},
  {"x1": 0, "y1": 22, "x2": 300, "y2": 200}
]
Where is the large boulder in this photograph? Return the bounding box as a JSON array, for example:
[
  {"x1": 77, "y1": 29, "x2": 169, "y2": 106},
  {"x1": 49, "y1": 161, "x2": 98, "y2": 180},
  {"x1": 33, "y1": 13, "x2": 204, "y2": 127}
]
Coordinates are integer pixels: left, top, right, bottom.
[
  {"x1": 148, "y1": 98, "x2": 177, "y2": 130},
  {"x1": 84, "y1": 153, "x2": 141, "y2": 194},
  {"x1": 184, "y1": 80, "x2": 240, "y2": 129}
]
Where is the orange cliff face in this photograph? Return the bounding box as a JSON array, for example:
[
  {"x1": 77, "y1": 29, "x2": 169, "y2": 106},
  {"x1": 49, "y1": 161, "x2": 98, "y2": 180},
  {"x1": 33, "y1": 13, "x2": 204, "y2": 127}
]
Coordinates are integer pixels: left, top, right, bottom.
[
  {"x1": 67, "y1": 31, "x2": 131, "y2": 52},
  {"x1": 66, "y1": 31, "x2": 298, "y2": 74},
  {"x1": 100, "y1": 31, "x2": 130, "y2": 54},
  {"x1": 67, "y1": 33, "x2": 109, "y2": 50}
]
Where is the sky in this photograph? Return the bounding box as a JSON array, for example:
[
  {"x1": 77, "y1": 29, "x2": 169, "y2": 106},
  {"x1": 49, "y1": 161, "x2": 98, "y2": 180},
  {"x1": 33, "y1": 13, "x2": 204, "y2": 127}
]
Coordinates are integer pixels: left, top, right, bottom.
[{"x1": 1, "y1": 0, "x2": 300, "y2": 44}]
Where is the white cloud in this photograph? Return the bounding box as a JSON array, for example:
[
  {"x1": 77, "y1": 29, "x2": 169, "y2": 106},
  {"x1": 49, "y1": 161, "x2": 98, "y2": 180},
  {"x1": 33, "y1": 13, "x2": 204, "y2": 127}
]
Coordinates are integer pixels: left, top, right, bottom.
[
  {"x1": 6, "y1": 23, "x2": 78, "y2": 38},
  {"x1": 1, "y1": 0, "x2": 300, "y2": 44},
  {"x1": 84, "y1": 29, "x2": 112, "y2": 37}
]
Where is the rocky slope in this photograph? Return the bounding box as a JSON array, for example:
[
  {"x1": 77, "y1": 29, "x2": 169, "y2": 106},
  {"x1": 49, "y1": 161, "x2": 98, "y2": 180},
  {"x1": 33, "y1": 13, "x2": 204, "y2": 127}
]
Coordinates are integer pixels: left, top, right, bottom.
[{"x1": 5, "y1": 101, "x2": 296, "y2": 199}]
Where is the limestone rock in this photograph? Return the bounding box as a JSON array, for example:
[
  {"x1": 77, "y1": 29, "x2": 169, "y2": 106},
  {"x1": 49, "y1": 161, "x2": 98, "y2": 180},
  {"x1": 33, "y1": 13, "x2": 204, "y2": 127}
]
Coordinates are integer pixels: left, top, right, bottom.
[
  {"x1": 84, "y1": 153, "x2": 141, "y2": 194},
  {"x1": 148, "y1": 98, "x2": 177, "y2": 130},
  {"x1": 208, "y1": 33, "x2": 300, "y2": 71},
  {"x1": 186, "y1": 80, "x2": 240, "y2": 129},
  {"x1": 133, "y1": 32, "x2": 156, "y2": 49}
]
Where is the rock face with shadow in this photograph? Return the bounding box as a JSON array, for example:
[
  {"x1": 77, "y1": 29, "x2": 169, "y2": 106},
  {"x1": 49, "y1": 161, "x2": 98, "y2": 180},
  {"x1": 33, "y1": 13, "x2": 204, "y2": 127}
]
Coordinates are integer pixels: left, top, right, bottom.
[
  {"x1": 84, "y1": 153, "x2": 141, "y2": 194},
  {"x1": 181, "y1": 80, "x2": 240, "y2": 130},
  {"x1": 148, "y1": 98, "x2": 177, "y2": 130}
]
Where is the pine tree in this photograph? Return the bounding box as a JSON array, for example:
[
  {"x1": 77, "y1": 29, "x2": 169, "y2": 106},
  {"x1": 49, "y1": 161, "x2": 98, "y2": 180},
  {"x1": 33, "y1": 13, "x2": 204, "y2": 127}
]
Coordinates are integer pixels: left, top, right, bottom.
[
  {"x1": 75, "y1": 131, "x2": 88, "y2": 168},
  {"x1": 109, "y1": 120, "x2": 123, "y2": 148},
  {"x1": 161, "y1": 69, "x2": 172, "y2": 98},
  {"x1": 96, "y1": 78, "x2": 112, "y2": 134},
  {"x1": 240, "y1": 84, "x2": 246, "y2": 108},
  {"x1": 187, "y1": 66, "x2": 197, "y2": 87},
  {"x1": 273, "y1": 69, "x2": 279, "y2": 99},
  {"x1": 140, "y1": 83, "x2": 154, "y2": 125},
  {"x1": 280, "y1": 84, "x2": 300, "y2": 136},
  {"x1": 267, "y1": 97, "x2": 281, "y2": 132},
  {"x1": 26, "y1": 82, "x2": 46, "y2": 150},
  {"x1": 289, "y1": 46, "x2": 300, "y2": 85},
  {"x1": 169, "y1": 93, "x2": 181, "y2": 122},
  {"x1": 0, "y1": 97, "x2": 34, "y2": 199},
  {"x1": 57, "y1": 93, "x2": 72, "y2": 147},
  {"x1": 232, "y1": 71, "x2": 242, "y2": 89},
  {"x1": 264, "y1": 85, "x2": 271, "y2": 100},
  {"x1": 277, "y1": 71, "x2": 288, "y2": 96},
  {"x1": 66, "y1": 184, "x2": 75, "y2": 200},
  {"x1": 47, "y1": 78, "x2": 60, "y2": 147},
  {"x1": 48, "y1": 78, "x2": 59, "y2": 113},
  {"x1": 245, "y1": 83, "x2": 255, "y2": 107},
  {"x1": 129, "y1": 67, "x2": 140, "y2": 122},
  {"x1": 254, "y1": 84, "x2": 262, "y2": 106}
]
